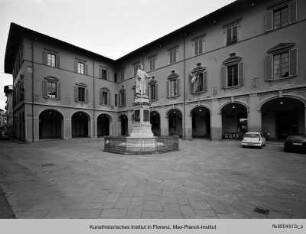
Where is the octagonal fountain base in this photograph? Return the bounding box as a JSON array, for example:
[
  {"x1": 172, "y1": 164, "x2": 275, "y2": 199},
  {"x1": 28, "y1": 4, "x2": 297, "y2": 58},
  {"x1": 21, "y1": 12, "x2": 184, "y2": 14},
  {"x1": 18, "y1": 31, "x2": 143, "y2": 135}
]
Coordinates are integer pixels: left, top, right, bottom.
[{"x1": 104, "y1": 136, "x2": 179, "y2": 155}]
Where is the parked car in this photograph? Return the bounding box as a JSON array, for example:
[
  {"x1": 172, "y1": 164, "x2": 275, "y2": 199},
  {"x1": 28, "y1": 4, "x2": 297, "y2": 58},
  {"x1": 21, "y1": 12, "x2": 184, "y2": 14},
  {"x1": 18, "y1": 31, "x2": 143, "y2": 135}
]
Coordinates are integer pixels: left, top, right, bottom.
[
  {"x1": 284, "y1": 135, "x2": 306, "y2": 153},
  {"x1": 241, "y1": 132, "x2": 266, "y2": 148}
]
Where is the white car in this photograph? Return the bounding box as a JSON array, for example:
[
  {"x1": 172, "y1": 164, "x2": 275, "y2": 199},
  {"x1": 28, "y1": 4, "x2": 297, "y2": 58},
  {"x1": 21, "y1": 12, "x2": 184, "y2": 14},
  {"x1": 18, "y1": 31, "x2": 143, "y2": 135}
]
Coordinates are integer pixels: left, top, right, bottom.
[{"x1": 241, "y1": 132, "x2": 266, "y2": 148}]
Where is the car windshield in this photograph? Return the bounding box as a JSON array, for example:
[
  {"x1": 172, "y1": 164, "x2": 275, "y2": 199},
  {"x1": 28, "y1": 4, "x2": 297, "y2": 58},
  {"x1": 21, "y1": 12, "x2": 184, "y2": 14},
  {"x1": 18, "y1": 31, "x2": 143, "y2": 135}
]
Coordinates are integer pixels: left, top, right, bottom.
[
  {"x1": 288, "y1": 135, "x2": 306, "y2": 140},
  {"x1": 244, "y1": 133, "x2": 259, "y2": 138}
]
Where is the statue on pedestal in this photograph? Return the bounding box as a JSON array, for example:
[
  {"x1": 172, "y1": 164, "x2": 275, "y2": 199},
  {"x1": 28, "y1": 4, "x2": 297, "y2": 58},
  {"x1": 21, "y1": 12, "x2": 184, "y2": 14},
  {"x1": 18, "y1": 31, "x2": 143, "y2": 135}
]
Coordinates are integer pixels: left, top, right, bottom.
[{"x1": 135, "y1": 64, "x2": 151, "y2": 97}]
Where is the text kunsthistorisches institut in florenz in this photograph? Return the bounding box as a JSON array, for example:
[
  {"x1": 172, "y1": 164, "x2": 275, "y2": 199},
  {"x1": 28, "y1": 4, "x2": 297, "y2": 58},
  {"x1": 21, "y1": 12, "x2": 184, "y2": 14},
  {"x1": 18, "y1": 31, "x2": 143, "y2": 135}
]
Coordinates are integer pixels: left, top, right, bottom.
[{"x1": 4, "y1": 0, "x2": 306, "y2": 142}]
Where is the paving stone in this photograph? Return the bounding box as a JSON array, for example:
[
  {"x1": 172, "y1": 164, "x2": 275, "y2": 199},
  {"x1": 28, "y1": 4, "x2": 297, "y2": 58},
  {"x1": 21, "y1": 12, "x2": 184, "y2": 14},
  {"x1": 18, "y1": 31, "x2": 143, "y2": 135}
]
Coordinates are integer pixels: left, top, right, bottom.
[
  {"x1": 189, "y1": 200, "x2": 211, "y2": 210},
  {"x1": 180, "y1": 205, "x2": 195, "y2": 218},
  {"x1": 130, "y1": 197, "x2": 143, "y2": 206},
  {"x1": 141, "y1": 211, "x2": 164, "y2": 219},
  {"x1": 100, "y1": 208, "x2": 127, "y2": 218},
  {"x1": 194, "y1": 209, "x2": 217, "y2": 218},
  {"x1": 114, "y1": 197, "x2": 131, "y2": 209},
  {"x1": 127, "y1": 206, "x2": 142, "y2": 218},
  {"x1": 105, "y1": 193, "x2": 120, "y2": 203},
  {"x1": 163, "y1": 204, "x2": 182, "y2": 218},
  {"x1": 143, "y1": 201, "x2": 163, "y2": 211}
]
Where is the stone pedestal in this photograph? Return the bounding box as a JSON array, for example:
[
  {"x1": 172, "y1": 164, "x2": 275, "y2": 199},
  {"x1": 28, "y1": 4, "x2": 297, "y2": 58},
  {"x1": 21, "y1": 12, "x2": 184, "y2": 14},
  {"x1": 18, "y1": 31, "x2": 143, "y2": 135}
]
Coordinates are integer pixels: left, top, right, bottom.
[{"x1": 130, "y1": 95, "x2": 154, "y2": 138}]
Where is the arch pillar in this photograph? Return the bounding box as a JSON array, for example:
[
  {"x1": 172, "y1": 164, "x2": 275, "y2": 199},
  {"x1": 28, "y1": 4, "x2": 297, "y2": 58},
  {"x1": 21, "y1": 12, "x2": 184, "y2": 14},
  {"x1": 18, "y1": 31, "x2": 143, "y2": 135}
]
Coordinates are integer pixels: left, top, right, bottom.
[
  {"x1": 185, "y1": 111, "x2": 192, "y2": 140},
  {"x1": 64, "y1": 117, "x2": 71, "y2": 139},
  {"x1": 211, "y1": 99, "x2": 222, "y2": 140},
  {"x1": 249, "y1": 94, "x2": 262, "y2": 132}
]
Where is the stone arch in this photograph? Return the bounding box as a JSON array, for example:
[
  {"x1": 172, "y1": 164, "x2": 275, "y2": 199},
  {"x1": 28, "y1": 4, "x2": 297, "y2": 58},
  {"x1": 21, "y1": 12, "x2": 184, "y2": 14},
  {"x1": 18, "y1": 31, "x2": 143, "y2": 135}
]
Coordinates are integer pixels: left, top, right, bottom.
[
  {"x1": 190, "y1": 106, "x2": 211, "y2": 139},
  {"x1": 97, "y1": 113, "x2": 111, "y2": 137},
  {"x1": 167, "y1": 108, "x2": 183, "y2": 137},
  {"x1": 39, "y1": 109, "x2": 63, "y2": 139},
  {"x1": 71, "y1": 111, "x2": 91, "y2": 137}
]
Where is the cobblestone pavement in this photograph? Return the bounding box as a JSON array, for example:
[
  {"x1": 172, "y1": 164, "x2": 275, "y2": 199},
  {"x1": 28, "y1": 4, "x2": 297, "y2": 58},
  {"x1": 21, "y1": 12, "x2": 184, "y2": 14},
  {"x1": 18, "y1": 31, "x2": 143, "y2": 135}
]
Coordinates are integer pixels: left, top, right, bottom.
[{"x1": 0, "y1": 138, "x2": 305, "y2": 219}]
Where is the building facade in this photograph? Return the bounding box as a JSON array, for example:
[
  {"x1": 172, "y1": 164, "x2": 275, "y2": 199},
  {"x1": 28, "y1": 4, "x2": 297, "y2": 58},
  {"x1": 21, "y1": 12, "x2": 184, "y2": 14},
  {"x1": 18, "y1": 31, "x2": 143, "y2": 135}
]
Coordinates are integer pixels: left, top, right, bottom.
[
  {"x1": 4, "y1": 0, "x2": 306, "y2": 142},
  {"x1": 4, "y1": 85, "x2": 13, "y2": 135}
]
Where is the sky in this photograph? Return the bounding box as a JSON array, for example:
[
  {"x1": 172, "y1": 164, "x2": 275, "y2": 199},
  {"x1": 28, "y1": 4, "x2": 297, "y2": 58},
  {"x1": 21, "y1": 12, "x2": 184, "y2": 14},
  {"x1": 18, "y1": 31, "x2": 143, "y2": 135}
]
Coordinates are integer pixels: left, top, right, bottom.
[{"x1": 0, "y1": 0, "x2": 235, "y2": 110}]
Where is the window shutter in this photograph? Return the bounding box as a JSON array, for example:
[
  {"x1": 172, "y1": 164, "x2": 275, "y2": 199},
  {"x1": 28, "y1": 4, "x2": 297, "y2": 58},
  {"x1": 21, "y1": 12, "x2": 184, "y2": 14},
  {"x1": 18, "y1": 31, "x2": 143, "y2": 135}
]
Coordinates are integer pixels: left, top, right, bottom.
[
  {"x1": 74, "y1": 86, "x2": 78, "y2": 102},
  {"x1": 155, "y1": 84, "x2": 158, "y2": 100},
  {"x1": 85, "y1": 64, "x2": 88, "y2": 75},
  {"x1": 264, "y1": 55, "x2": 273, "y2": 81},
  {"x1": 238, "y1": 62, "x2": 244, "y2": 86},
  {"x1": 85, "y1": 88, "x2": 89, "y2": 103},
  {"x1": 289, "y1": 0, "x2": 297, "y2": 23},
  {"x1": 166, "y1": 81, "x2": 170, "y2": 97},
  {"x1": 56, "y1": 82, "x2": 61, "y2": 100},
  {"x1": 221, "y1": 66, "x2": 226, "y2": 89},
  {"x1": 123, "y1": 91, "x2": 126, "y2": 106},
  {"x1": 108, "y1": 92, "x2": 111, "y2": 106},
  {"x1": 99, "y1": 68, "x2": 102, "y2": 79},
  {"x1": 203, "y1": 71, "x2": 208, "y2": 91},
  {"x1": 289, "y1": 48, "x2": 298, "y2": 76},
  {"x1": 99, "y1": 89, "x2": 103, "y2": 105},
  {"x1": 56, "y1": 55, "x2": 60, "y2": 69},
  {"x1": 195, "y1": 40, "x2": 198, "y2": 56},
  {"x1": 265, "y1": 11, "x2": 273, "y2": 32},
  {"x1": 74, "y1": 60, "x2": 78, "y2": 73},
  {"x1": 42, "y1": 80, "x2": 47, "y2": 98},
  {"x1": 226, "y1": 28, "x2": 231, "y2": 45},
  {"x1": 176, "y1": 79, "x2": 180, "y2": 96},
  {"x1": 42, "y1": 52, "x2": 47, "y2": 65}
]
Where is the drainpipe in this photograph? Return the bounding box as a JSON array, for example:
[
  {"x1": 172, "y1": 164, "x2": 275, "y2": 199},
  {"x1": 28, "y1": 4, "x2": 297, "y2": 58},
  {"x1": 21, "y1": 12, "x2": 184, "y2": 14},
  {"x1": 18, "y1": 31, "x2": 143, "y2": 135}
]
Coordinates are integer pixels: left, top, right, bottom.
[
  {"x1": 183, "y1": 33, "x2": 187, "y2": 140},
  {"x1": 31, "y1": 38, "x2": 35, "y2": 142},
  {"x1": 93, "y1": 59, "x2": 95, "y2": 138}
]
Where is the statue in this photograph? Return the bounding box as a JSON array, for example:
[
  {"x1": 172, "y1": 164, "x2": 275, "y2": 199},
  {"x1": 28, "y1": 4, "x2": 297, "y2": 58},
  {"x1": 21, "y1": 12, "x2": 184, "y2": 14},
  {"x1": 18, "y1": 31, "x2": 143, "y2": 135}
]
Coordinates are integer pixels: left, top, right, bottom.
[{"x1": 135, "y1": 64, "x2": 151, "y2": 97}]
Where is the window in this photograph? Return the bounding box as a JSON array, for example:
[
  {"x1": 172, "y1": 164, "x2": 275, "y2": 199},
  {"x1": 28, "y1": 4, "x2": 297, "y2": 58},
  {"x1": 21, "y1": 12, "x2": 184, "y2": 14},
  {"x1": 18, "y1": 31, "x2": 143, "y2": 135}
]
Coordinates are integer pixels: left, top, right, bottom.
[
  {"x1": 47, "y1": 81, "x2": 57, "y2": 98},
  {"x1": 168, "y1": 47, "x2": 177, "y2": 64},
  {"x1": 100, "y1": 88, "x2": 110, "y2": 106},
  {"x1": 43, "y1": 50, "x2": 59, "y2": 68},
  {"x1": 265, "y1": 43, "x2": 297, "y2": 81},
  {"x1": 221, "y1": 53, "x2": 244, "y2": 89},
  {"x1": 115, "y1": 94, "x2": 118, "y2": 106},
  {"x1": 47, "y1": 53, "x2": 56, "y2": 67},
  {"x1": 265, "y1": 0, "x2": 297, "y2": 32},
  {"x1": 77, "y1": 62, "x2": 85, "y2": 74},
  {"x1": 78, "y1": 87, "x2": 85, "y2": 102},
  {"x1": 167, "y1": 71, "x2": 180, "y2": 98},
  {"x1": 194, "y1": 36, "x2": 205, "y2": 56},
  {"x1": 42, "y1": 77, "x2": 60, "y2": 100},
  {"x1": 119, "y1": 88, "x2": 126, "y2": 107},
  {"x1": 74, "y1": 83, "x2": 88, "y2": 103},
  {"x1": 133, "y1": 63, "x2": 140, "y2": 77},
  {"x1": 74, "y1": 60, "x2": 87, "y2": 75},
  {"x1": 120, "y1": 71, "x2": 125, "y2": 81},
  {"x1": 226, "y1": 24, "x2": 238, "y2": 45},
  {"x1": 190, "y1": 63, "x2": 207, "y2": 94},
  {"x1": 100, "y1": 67, "x2": 109, "y2": 80},
  {"x1": 148, "y1": 55, "x2": 156, "y2": 71},
  {"x1": 148, "y1": 78, "x2": 158, "y2": 101}
]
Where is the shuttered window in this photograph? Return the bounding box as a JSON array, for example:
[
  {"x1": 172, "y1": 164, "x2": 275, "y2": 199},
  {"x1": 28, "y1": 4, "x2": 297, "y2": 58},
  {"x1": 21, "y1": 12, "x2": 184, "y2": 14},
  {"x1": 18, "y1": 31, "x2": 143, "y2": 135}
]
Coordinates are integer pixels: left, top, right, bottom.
[
  {"x1": 148, "y1": 81, "x2": 158, "y2": 102},
  {"x1": 265, "y1": 0, "x2": 297, "y2": 32},
  {"x1": 167, "y1": 79, "x2": 180, "y2": 98},
  {"x1": 99, "y1": 88, "x2": 111, "y2": 106},
  {"x1": 74, "y1": 84, "x2": 88, "y2": 103},
  {"x1": 265, "y1": 47, "x2": 298, "y2": 81},
  {"x1": 42, "y1": 77, "x2": 61, "y2": 100},
  {"x1": 43, "y1": 51, "x2": 60, "y2": 68},
  {"x1": 119, "y1": 89, "x2": 126, "y2": 107}
]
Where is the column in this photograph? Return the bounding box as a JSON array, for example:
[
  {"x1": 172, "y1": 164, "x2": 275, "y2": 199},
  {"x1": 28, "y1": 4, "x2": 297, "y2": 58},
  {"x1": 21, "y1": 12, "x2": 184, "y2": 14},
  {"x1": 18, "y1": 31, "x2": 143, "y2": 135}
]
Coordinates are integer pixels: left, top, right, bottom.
[
  {"x1": 248, "y1": 94, "x2": 262, "y2": 132},
  {"x1": 211, "y1": 99, "x2": 222, "y2": 140}
]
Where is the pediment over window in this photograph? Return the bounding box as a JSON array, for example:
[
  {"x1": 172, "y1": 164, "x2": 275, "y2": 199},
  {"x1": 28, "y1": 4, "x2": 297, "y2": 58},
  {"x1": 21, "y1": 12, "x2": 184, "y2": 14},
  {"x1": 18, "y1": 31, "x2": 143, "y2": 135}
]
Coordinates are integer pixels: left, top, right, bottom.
[
  {"x1": 44, "y1": 76, "x2": 59, "y2": 82},
  {"x1": 191, "y1": 63, "x2": 206, "y2": 74},
  {"x1": 148, "y1": 77, "x2": 157, "y2": 85},
  {"x1": 267, "y1": 43, "x2": 295, "y2": 54},
  {"x1": 168, "y1": 70, "x2": 179, "y2": 80},
  {"x1": 76, "y1": 82, "x2": 87, "y2": 87},
  {"x1": 223, "y1": 53, "x2": 242, "y2": 66}
]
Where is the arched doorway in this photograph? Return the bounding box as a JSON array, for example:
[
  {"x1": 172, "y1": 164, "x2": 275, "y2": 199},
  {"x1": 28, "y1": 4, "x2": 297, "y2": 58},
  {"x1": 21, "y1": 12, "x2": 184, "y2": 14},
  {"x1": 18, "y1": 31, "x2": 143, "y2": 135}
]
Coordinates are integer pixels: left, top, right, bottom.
[
  {"x1": 221, "y1": 103, "x2": 248, "y2": 139},
  {"x1": 150, "y1": 111, "x2": 161, "y2": 136},
  {"x1": 120, "y1": 115, "x2": 128, "y2": 136},
  {"x1": 191, "y1": 106, "x2": 210, "y2": 138},
  {"x1": 97, "y1": 114, "x2": 110, "y2": 137},
  {"x1": 261, "y1": 97, "x2": 305, "y2": 140},
  {"x1": 39, "y1": 109, "x2": 63, "y2": 139},
  {"x1": 168, "y1": 109, "x2": 182, "y2": 137},
  {"x1": 72, "y1": 111, "x2": 90, "y2": 137}
]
